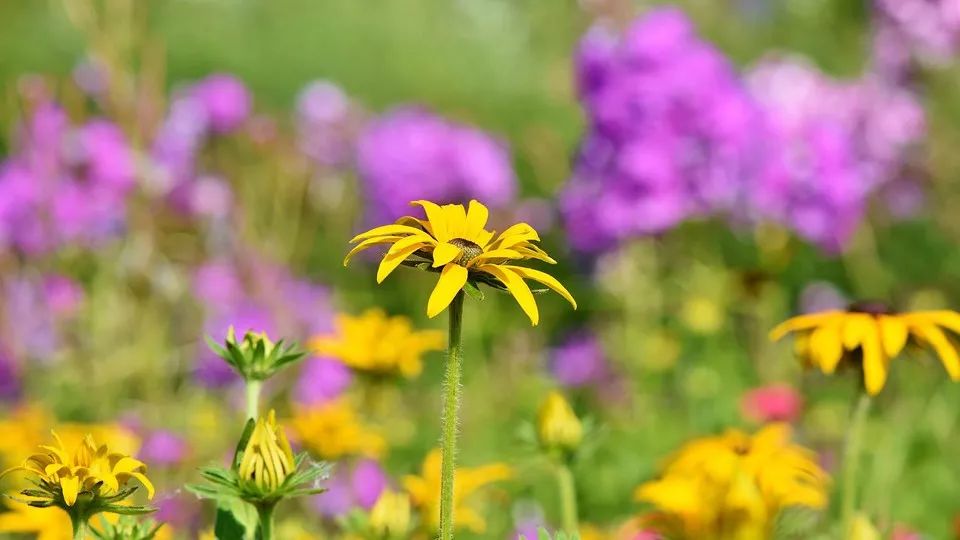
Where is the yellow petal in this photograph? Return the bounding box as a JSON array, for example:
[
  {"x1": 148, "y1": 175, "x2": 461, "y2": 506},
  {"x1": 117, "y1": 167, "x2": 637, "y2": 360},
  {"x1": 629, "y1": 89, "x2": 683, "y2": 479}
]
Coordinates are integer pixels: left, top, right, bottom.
[
  {"x1": 343, "y1": 236, "x2": 403, "y2": 266},
  {"x1": 465, "y1": 200, "x2": 489, "y2": 238},
  {"x1": 808, "y1": 322, "x2": 843, "y2": 373},
  {"x1": 479, "y1": 264, "x2": 539, "y2": 325},
  {"x1": 442, "y1": 204, "x2": 469, "y2": 239},
  {"x1": 427, "y1": 264, "x2": 469, "y2": 318},
  {"x1": 502, "y1": 265, "x2": 577, "y2": 309},
  {"x1": 412, "y1": 200, "x2": 449, "y2": 243},
  {"x1": 376, "y1": 238, "x2": 428, "y2": 284},
  {"x1": 350, "y1": 224, "x2": 433, "y2": 243},
  {"x1": 469, "y1": 249, "x2": 523, "y2": 266},
  {"x1": 769, "y1": 311, "x2": 844, "y2": 341},
  {"x1": 60, "y1": 476, "x2": 79, "y2": 506},
  {"x1": 910, "y1": 321, "x2": 960, "y2": 380},
  {"x1": 432, "y1": 242, "x2": 461, "y2": 268},
  {"x1": 860, "y1": 319, "x2": 887, "y2": 395},
  {"x1": 878, "y1": 315, "x2": 909, "y2": 358},
  {"x1": 129, "y1": 471, "x2": 155, "y2": 499},
  {"x1": 842, "y1": 314, "x2": 872, "y2": 350}
]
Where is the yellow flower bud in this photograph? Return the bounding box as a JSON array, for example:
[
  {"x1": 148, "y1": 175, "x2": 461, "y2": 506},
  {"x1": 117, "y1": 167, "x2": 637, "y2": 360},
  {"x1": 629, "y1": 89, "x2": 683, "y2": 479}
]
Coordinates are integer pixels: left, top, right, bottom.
[
  {"x1": 368, "y1": 489, "x2": 412, "y2": 537},
  {"x1": 238, "y1": 410, "x2": 296, "y2": 493},
  {"x1": 537, "y1": 391, "x2": 582, "y2": 453}
]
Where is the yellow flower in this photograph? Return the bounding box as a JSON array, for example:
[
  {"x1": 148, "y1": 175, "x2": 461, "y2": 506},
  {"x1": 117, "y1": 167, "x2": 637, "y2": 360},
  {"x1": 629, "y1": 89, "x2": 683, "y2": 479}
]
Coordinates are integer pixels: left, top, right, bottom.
[
  {"x1": 238, "y1": 410, "x2": 296, "y2": 493},
  {"x1": 403, "y1": 448, "x2": 512, "y2": 533},
  {"x1": 368, "y1": 489, "x2": 413, "y2": 537},
  {"x1": 290, "y1": 400, "x2": 386, "y2": 460},
  {"x1": 310, "y1": 309, "x2": 445, "y2": 378},
  {"x1": 537, "y1": 391, "x2": 583, "y2": 453},
  {"x1": 847, "y1": 513, "x2": 881, "y2": 540},
  {"x1": 345, "y1": 199, "x2": 576, "y2": 325},
  {"x1": 3, "y1": 431, "x2": 154, "y2": 508},
  {"x1": 770, "y1": 304, "x2": 960, "y2": 395},
  {"x1": 635, "y1": 424, "x2": 828, "y2": 540},
  {"x1": 0, "y1": 501, "x2": 72, "y2": 540}
]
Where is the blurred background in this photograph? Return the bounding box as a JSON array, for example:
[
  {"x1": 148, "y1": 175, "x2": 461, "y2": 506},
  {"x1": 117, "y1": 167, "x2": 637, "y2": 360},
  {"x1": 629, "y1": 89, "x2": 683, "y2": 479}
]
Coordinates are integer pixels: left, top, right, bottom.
[{"x1": 2, "y1": 0, "x2": 960, "y2": 537}]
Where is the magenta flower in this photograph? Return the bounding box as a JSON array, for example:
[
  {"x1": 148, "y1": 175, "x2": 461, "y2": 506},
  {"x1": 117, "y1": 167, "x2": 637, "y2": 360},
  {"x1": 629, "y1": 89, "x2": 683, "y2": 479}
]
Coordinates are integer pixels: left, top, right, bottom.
[
  {"x1": 311, "y1": 459, "x2": 388, "y2": 517},
  {"x1": 550, "y1": 330, "x2": 611, "y2": 388},
  {"x1": 189, "y1": 74, "x2": 252, "y2": 134},
  {"x1": 740, "y1": 384, "x2": 803, "y2": 423},
  {"x1": 293, "y1": 357, "x2": 353, "y2": 408},
  {"x1": 140, "y1": 430, "x2": 190, "y2": 467}
]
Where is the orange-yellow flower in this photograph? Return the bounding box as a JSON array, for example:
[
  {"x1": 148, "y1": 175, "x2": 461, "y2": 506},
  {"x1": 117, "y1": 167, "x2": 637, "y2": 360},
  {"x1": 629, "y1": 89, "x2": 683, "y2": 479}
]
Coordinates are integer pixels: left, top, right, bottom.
[
  {"x1": 403, "y1": 449, "x2": 512, "y2": 533},
  {"x1": 289, "y1": 400, "x2": 386, "y2": 460},
  {"x1": 345, "y1": 199, "x2": 576, "y2": 325},
  {"x1": 635, "y1": 424, "x2": 828, "y2": 540},
  {"x1": 310, "y1": 309, "x2": 444, "y2": 378},
  {"x1": 771, "y1": 305, "x2": 960, "y2": 395}
]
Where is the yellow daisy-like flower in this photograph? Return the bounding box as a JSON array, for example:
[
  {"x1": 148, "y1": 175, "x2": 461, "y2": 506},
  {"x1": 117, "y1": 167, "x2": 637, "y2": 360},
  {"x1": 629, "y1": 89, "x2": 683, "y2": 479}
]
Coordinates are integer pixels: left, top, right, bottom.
[
  {"x1": 635, "y1": 424, "x2": 828, "y2": 540},
  {"x1": 289, "y1": 400, "x2": 386, "y2": 460},
  {"x1": 2, "y1": 431, "x2": 154, "y2": 508},
  {"x1": 403, "y1": 448, "x2": 512, "y2": 534},
  {"x1": 345, "y1": 199, "x2": 576, "y2": 325},
  {"x1": 310, "y1": 308, "x2": 445, "y2": 378},
  {"x1": 238, "y1": 410, "x2": 296, "y2": 493},
  {"x1": 770, "y1": 304, "x2": 960, "y2": 395}
]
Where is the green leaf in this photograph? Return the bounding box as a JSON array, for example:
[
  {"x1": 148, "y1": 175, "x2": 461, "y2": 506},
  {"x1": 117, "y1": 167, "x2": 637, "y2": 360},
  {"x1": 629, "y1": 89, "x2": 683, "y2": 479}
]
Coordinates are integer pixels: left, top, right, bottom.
[
  {"x1": 214, "y1": 497, "x2": 258, "y2": 540},
  {"x1": 464, "y1": 280, "x2": 485, "y2": 301}
]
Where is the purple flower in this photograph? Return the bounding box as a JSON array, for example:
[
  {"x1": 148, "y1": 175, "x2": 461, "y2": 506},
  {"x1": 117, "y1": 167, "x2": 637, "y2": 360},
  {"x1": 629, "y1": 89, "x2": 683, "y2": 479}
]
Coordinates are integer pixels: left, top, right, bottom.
[
  {"x1": 311, "y1": 459, "x2": 388, "y2": 517},
  {"x1": 293, "y1": 357, "x2": 353, "y2": 407},
  {"x1": 550, "y1": 331, "x2": 610, "y2": 388},
  {"x1": 0, "y1": 348, "x2": 22, "y2": 402},
  {"x1": 873, "y1": 0, "x2": 960, "y2": 66},
  {"x1": 140, "y1": 430, "x2": 189, "y2": 466},
  {"x1": 42, "y1": 275, "x2": 84, "y2": 316},
  {"x1": 561, "y1": 8, "x2": 764, "y2": 253},
  {"x1": 189, "y1": 74, "x2": 252, "y2": 134},
  {"x1": 357, "y1": 107, "x2": 516, "y2": 223},
  {"x1": 295, "y1": 80, "x2": 361, "y2": 169}
]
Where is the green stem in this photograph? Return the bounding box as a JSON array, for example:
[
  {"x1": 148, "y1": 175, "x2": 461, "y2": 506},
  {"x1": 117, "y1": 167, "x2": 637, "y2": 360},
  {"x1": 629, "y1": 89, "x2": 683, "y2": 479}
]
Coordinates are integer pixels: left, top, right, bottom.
[
  {"x1": 256, "y1": 503, "x2": 276, "y2": 540},
  {"x1": 245, "y1": 379, "x2": 262, "y2": 420},
  {"x1": 70, "y1": 513, "x2": 88, "y2": 540},
  {"x1": 556, "y1": 463, "x2": 579, "y2": 534},
  {"x1": 439, "y1": 291, "x2": 465, "y2": 540},
  {"x1": 841, "y1": 392, "x2": 872, "y2": 537}
]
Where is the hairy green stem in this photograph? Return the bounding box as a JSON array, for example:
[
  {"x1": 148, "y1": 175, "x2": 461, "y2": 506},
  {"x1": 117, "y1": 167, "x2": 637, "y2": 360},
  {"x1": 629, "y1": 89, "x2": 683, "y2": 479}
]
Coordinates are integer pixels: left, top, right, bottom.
[
  {"x1": 256, "y1": 503, "x2": 276, "y2": 540},
  {"x1": 841, "y1": 392, "x2": 872, "y2": 537},
  {"x1": 439, "y1": 291, "x2": 465, "y2": 540},
  {"x1": 556, "y1": 463, "x2": 579, "y2": 534},
  {"x1": 70, "y1": 512, "x2": 88, "y2": 540},
  {"x1": 245, "y1": 379, "x2": 262, "y2": 420}
]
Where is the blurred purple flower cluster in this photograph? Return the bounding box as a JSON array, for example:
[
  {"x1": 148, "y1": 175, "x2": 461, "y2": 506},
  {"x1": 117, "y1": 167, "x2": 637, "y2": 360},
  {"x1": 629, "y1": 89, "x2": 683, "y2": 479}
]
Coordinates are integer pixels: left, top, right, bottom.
[
  {"x1": 150, "y1": 74, "x2": 250, "y2": 217},
  {"x1": 356, "y1": 107, "x2": 517, "y2": 223},
  {"x1": 0, "y1": 102, "x2": 136, "y2": 254},
  {"x1": 562, "y1": 7, "x2": 925, "y2": 255},
  {"x1": 191, "y1": 258, "x2": 334, "y2": 388},
  {"x1": 562, "y1": 7, "x2": 765, "y2": 253},
  {"x1": 873, "y1": 0, "x2": 960, "y2": 71},
  {"x1": 311, "y1": 458, "x2": 388, "y2": 517},
  {"x1": 295, "y1": 80, "x2": 364, "y2": 170},
  {"x1": 1, "y1": 274, "x2": 83, "y2": 364}
]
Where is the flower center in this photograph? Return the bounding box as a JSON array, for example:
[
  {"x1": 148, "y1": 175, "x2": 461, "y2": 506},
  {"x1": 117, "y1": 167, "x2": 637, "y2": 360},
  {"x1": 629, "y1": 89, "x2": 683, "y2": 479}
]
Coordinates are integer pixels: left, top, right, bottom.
[
  {"x1": 847, "y1": 301, "x2": 894, "y2": 316},
  {"x1": 449, "y1": 238, "x2": 484, "y2": 265}
]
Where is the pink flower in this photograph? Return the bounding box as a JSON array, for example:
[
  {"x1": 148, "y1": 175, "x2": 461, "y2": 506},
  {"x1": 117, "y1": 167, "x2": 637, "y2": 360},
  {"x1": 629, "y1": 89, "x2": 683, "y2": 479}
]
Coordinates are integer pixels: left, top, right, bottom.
[
  {"x1": 740, "y1": 384, "x2": 803, "y2": 423},
  {"x1": 892, "y1": 524, "x2": 922, "y2": 540}
]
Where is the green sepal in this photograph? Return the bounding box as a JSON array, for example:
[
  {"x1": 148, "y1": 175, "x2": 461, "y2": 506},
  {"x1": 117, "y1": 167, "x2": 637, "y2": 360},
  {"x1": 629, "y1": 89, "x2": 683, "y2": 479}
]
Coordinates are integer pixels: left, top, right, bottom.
[
  {"x1": 232, "y1": 419, "x2": 257, "y2": 470},
  {"x1": 463, "y1": 280, "x2": 485, "y2": 301}
]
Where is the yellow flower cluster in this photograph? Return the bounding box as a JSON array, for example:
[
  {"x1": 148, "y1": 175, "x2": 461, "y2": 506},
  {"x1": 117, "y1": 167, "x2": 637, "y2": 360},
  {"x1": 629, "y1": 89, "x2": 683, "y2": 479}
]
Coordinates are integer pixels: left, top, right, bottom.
[
  {"x1": 290, "y1": 400, "x2": 386, "y2": 460},
  {"x1": 3, "y1": 432, "x2": 154, "y2": 507},
  {"x1": 635, "y1": 424, "x2": 828, "y2": 540},
  {"x1": 771, "y1": 307, "x2": 960, "y2": 395},
  {"x1": 310, "y1": 309, "x2": 445, "y2": 378},
  {"x1": 403, "y1": 449, "x2": 512, "y2": 534}
]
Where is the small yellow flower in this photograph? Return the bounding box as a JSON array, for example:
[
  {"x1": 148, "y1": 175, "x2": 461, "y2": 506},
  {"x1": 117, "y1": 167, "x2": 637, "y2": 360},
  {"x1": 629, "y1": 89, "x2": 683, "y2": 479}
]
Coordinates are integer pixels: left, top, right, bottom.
[
  {"x1": 537, "y1": 391, "x2": 583, "y2": 453},
  {"x1": 771, "y1": 304, "x2": 960, "y2": 395},
  {"x1": 2, "y1": 431, "x2": 154, "y2": 508},
  {"x1": 368, "y1": 489, "x2": 413, "y2": 537},
  {"x1": 310, "y1": 309, "x2": 445, "y2": 378},
  {"x1": 403, "y1": 449, "x2": 512, "y2": 534},
  {"x1": 635, "y1": 424, "x2": 828, "y2": 540},
  {"x1": 238, "y1": 410, "x2": 296, "y2": 493},
  {"x1": 290, "y1": 400, "x2": 386, "y2": 460},
  {"x1": 847, "y1": 513, "x2": 881, "y2": 540},
  {"x1": 345, "y1": 199, "x2": 576, "y2": 325}
]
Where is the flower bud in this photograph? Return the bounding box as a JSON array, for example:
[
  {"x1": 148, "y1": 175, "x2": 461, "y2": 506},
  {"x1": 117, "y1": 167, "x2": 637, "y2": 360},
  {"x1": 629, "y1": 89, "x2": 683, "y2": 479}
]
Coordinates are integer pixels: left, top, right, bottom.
[
  {"x1": 209, "y1": 327, "x2": 305, "y2": 381},
  {"x1": 238, "y1": 410, "x2": 296, "y2": 493},
  {"x1": 537, "y1": 391, "x2": 582, "y2": 453}
]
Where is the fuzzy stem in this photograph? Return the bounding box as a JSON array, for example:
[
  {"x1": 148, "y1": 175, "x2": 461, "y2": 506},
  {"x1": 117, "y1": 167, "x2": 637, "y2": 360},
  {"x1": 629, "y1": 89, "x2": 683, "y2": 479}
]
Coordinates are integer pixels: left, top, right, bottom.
[
  {"x1": 556, "y1": 463, "x2": 579, "y2": 534},
  {"x1": 841, "y1": 392, "x2": 872, "y2": 537},
  {"x1": 70, "y1": 513, "x2": 88, "y2": 540},
  {"x1": 245, "y1": 379, "x2": 262, "y2": 420},
  {"x1": 439, "y1": 291, "x2": 465, "y2": 540},
  {"x1": 257, "y1": 503, "x2": 276, "y2": 540}
]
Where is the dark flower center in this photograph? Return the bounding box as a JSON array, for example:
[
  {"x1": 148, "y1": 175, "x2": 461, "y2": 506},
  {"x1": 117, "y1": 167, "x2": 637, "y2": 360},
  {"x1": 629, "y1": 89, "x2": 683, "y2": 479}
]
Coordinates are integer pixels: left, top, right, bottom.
[
  {"x1": 847, "y1": 301, "x2": 894, "y2": 316},
  {"x1": 449, "y1": 238, "x2": 484, "y2": 266}
]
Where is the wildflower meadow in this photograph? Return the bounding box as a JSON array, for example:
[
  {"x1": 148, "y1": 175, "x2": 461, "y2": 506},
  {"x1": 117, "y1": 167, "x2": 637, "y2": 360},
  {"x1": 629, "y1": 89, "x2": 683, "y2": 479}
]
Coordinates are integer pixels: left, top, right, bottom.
[{"x1": 4, "y1": 0, "x2": 960, "y2": 538}]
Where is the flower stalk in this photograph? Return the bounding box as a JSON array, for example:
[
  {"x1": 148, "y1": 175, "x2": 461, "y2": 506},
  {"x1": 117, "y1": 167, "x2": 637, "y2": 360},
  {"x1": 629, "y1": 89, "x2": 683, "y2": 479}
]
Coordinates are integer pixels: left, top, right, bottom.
[
  {"x1": 841, "y1": 392, "x2": 872, "y2": 537},
  {"x1": 556, "y1": 463, "x2": 578, "y2": 535},
  {"x1": 245, "y1": 379, "x2": 262, "y2": 420},
  {"x1": 256, "y1": 502, "x2": 276, "y2": 540},
  {"x1": 439, "y1": 290, "x2": 465, "y2": 540}
]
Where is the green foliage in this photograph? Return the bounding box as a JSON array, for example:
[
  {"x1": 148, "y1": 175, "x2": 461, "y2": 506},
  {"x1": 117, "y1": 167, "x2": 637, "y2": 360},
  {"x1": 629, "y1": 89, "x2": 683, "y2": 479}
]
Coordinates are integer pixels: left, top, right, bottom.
[
  {"x1": 518, "y1": 527, "x2": 581, "y2": 540},
  {"x1": 90, "y1": 516, "x2": 165, "y2": 540}
]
